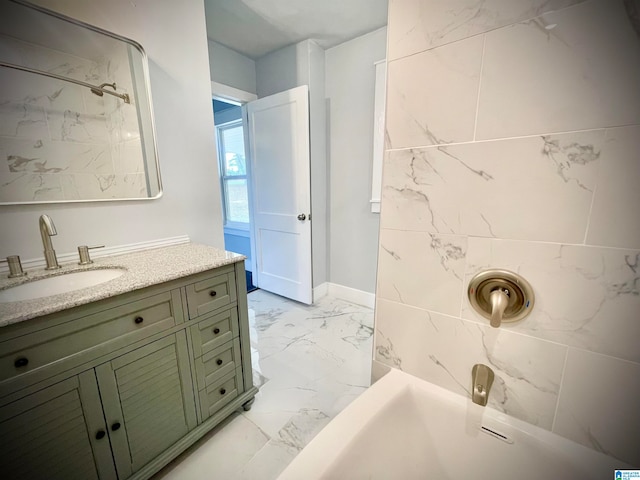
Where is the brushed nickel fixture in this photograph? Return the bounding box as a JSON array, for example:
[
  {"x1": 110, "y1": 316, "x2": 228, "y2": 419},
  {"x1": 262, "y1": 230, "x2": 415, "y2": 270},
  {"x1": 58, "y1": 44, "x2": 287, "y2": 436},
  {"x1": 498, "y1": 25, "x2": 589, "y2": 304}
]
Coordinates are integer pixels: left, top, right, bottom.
[
  {"x1": 78, "y1": 245, "x2": 105, "y2": 265},
  {"x1": 39, "y1": 214, "x2": 61, "y2": 270},
  {"x1": 468, "y1": 269, "x2": 535, "y2": 328},
  {"x1": 1, "y1": 255, "x2": 26, "y2": 278},
  {"x1": 0, "y1": 62, "x2": 131, "y2": 104},
  {"x1": 472, "y1": 363, "x2": 494, "y2": 407}
]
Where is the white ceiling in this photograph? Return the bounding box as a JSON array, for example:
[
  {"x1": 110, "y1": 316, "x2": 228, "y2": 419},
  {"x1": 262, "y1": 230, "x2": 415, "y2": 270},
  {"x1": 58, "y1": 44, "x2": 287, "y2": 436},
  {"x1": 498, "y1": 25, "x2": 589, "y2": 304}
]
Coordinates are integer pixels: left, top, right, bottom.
[{"x1": 204, "y1": 0, "x2": 388, "y2": 60}]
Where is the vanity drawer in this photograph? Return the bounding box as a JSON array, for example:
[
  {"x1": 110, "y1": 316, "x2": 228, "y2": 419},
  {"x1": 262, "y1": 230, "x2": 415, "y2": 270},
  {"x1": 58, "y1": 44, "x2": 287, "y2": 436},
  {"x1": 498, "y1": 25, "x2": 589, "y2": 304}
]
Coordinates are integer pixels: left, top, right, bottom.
[
  {"x1": 185, "y1": 270, "x2": 237, "y2": 319},
  {"x1": 189, "y1": 308, "x2": 239, "y2": 358},
  {"x1": 198, "y1": 368, "x2": 243, "y2": 420},
  {"x1": 194, "y1": 338, "x2": 241, "y2": 390},
  {"x1": 0, "y1": 291, "x2": 178, "y2": 384}
]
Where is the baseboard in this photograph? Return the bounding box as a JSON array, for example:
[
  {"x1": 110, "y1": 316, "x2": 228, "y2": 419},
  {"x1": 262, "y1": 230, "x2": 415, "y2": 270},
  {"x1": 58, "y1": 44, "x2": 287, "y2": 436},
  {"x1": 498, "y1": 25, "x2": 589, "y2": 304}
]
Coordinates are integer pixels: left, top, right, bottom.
[
  {"x1": 3, "y1": 235, "x2": 191, "y2": 273},
  {"x1": 313, "y1": 282, "x2": 329, "y2": 302},
  {"x1": 326, "y1": 283, "x2": 375, "y2": 309}
]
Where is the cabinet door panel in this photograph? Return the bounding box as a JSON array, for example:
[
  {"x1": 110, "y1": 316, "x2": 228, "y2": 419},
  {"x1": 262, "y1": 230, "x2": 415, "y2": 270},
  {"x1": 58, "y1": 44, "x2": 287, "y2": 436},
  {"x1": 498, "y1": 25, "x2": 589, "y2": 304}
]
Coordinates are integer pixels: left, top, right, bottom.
[
  {"x1": 0, "y1": 375, "x2": 116, "y2": 480},
  {"x1": 97, "y1": 332, "x2": 196, "y2": 478}
]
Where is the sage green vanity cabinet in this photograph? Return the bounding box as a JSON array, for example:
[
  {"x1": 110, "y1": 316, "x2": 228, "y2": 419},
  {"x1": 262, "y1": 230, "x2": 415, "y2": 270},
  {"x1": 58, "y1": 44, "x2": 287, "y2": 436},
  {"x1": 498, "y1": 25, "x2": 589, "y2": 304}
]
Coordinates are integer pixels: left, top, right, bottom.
[
  {"x1": 0, "y1": 372, "x2": 116, "y2": 480},
  {"x1": 95, "y1": 332, "x2": 196, "y2": 478},
  {"x1": 0, "y1": 260, "x2": 257, "y2": 480}
]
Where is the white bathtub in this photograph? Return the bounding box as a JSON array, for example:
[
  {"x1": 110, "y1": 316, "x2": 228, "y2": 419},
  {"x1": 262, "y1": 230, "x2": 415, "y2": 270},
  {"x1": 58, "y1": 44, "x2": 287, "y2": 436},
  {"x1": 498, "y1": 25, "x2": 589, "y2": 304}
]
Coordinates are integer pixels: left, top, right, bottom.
[{"x1": 278, "y1": 369, "x2": 629, "y2": 480}]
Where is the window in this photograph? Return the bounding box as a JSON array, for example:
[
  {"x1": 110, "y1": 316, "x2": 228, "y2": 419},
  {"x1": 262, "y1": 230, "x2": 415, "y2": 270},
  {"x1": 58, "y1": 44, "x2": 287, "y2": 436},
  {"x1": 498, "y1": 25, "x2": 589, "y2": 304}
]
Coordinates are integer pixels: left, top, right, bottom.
[{"x1": 217, "y1": 120, "x2": 249, "y2": 227}]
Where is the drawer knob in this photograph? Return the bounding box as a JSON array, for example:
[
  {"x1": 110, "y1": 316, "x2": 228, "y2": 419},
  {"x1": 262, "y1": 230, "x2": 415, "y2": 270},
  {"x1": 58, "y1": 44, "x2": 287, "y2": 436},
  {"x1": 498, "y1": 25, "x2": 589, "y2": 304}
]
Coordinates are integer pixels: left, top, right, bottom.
[
  {"x1": 14, "y1": 357, "x2": 29, "y2": 368},
  {"x1": 216, "y1": 359, "x2": 223, "y2": 366},
  {"x1": 213, "y1": 327, "x2": 220, "y2": 335},
  {"x1": 111, "y1": 422, "x2": 121, "y2": 431},
  {"x1": 219, "y1": 388, "x2": 226, "y2": 395},
  {"x1": 209, "y1": 290, "x2": 217, "y2": 297},
  {"x1": 134, "y1": 316, "x2": 144, "y2": 324},
  {"x1": 95, "y1": 430, "x2": 106, "y2": 440}
]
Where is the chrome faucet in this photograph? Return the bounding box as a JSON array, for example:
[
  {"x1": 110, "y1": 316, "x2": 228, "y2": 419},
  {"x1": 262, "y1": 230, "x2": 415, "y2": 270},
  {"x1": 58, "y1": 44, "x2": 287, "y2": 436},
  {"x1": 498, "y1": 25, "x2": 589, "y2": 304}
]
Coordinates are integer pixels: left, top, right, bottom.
[
  {"x1": 39, "y1": 214, "x2": 61, "y2": 270},
  {"x1": 471, "y1": 364, "x2": 494, "y2": 407}
]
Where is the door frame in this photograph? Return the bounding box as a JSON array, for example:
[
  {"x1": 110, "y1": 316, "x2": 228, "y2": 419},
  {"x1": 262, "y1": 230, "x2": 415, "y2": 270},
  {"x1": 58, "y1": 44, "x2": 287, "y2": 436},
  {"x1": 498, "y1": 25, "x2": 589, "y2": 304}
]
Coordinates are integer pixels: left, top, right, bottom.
[{"x1": 211, "y1": 81, "x2": 258, "y2": 279}]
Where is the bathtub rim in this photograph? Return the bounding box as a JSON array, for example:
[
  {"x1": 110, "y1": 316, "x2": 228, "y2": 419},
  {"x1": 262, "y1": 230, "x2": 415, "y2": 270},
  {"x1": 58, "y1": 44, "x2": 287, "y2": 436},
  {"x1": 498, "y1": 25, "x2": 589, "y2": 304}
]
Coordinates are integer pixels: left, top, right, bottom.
[{"x1": 277, "y1": 368, "x2": 631, "y2": 479}]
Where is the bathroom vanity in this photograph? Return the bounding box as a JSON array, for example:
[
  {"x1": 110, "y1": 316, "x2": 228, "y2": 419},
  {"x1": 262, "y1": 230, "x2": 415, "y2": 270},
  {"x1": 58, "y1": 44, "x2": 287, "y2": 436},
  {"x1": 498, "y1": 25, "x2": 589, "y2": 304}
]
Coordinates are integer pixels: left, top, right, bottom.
[{"x1": 0, "y1": 243, "x2": 257, "y2": 480}]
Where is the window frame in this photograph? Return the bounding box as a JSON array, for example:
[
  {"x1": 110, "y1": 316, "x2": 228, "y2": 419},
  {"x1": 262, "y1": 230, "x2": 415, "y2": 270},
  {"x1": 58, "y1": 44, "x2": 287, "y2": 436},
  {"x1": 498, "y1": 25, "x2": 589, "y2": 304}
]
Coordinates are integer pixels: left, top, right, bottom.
[{"x1": 216, "y1": 119, "x2": 249, "y2": 230}]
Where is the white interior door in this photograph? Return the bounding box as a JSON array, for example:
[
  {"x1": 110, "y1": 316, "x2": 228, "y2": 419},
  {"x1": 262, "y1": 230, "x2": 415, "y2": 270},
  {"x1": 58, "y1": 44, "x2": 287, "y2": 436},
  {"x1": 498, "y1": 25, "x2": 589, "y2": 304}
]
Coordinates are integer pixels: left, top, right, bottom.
[{"x1": 246, "y1": 85, "x2": 312, "y2": 304}]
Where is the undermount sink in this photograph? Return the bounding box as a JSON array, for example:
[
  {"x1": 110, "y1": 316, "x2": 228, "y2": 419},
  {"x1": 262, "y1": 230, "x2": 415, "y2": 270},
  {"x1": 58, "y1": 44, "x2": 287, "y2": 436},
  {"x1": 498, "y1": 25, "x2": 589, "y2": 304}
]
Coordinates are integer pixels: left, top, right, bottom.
[{"x1": 0, "y1": 268, "x2": 125, "y2": 303}]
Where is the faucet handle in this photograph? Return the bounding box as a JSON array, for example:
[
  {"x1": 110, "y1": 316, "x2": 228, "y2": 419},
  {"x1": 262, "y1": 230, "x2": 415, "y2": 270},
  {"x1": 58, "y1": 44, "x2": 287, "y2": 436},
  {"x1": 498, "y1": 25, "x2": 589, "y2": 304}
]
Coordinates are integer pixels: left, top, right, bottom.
[
  {"x1": 1, "y1": 255, "x2": 27, "y2": 278},
  {"x1": 78, "y1": 245, "x2": 105, "y2": 265},
  {"x1": 489, "y1": 288, "x2": 510, "y2": 328}
]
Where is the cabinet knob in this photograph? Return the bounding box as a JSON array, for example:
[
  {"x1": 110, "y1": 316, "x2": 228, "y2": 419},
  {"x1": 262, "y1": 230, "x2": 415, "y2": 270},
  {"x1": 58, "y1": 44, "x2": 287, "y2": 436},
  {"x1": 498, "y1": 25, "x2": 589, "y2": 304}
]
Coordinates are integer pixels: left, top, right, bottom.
[
  {"x1": 213, "y1": 327, "x2": 220, "y2": 335},
  {"x1": 216, "y1": 359, "x2": 223, "y2": 366},
  {"x1": 14, "y1": 357, "x2": 28, "y2": 368},
  {"x1": 209, "y1": 290, "x2": 217, "y2": 297},
  {"x1": 111, "y1": 422, "x2": 121, "y2": 431},
  {"x1": 134, "y1": 316, "x2": 144, "y2": 324},
  {"x1": 95, "y1": 430, "x2": 106, "y2": 440},
  {"x1": 219, "y1": 388, "x2": 226, "y2": 395}
]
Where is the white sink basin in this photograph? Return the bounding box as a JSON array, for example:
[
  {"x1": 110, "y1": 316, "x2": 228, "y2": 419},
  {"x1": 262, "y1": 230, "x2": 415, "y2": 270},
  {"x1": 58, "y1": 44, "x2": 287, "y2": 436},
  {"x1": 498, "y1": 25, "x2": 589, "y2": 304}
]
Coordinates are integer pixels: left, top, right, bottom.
[{"x1": 0, "y1": 268, "x2": 125, "y2": 303}]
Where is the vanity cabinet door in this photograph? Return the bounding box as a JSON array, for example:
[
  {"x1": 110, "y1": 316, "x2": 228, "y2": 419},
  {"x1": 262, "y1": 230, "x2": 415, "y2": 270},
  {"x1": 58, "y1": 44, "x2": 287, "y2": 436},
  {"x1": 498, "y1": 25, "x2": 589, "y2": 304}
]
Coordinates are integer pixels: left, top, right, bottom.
[
  {"x1": 0, "y1": 372, "x2": 117, "y2": 480},
  {"x1": 95, "y1": 332, "x2": 197, "y2": 479}
]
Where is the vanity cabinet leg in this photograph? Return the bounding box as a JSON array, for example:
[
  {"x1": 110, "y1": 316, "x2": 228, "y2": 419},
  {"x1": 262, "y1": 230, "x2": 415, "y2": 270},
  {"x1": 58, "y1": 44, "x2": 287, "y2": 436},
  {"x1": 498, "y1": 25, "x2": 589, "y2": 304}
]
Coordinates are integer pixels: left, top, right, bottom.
[{"x1": 242, "y1": 397, "x2": 255, "y2": 411}]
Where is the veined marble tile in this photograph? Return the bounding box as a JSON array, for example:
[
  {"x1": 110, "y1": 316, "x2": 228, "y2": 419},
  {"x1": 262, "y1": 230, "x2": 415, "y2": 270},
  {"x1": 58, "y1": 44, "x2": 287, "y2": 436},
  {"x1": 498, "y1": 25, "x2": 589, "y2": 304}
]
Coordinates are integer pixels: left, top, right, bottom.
[
  {"x1": 0, "y1": 173, "x2": 62, "y2": 203},
  {"x1": 241, "y1": 373, "x2": 318, "y2": 439},
  {"x1": 275, "y1": 408, "x2": 332, "y2": 452},
  {"x1": 0, "y1": 70, "x2": 50, "y2": 139},
  {"x1": 60, "y1": 172, "x2": 147, "y2": 200},
  {"x1": 387, "y1": 0, "x2": 584, "y2": 60},
  {"x1": 2, "y1": 137, "x2": 113, "y2": 175},
  {"x1": 377, "y1": 229, "x2": 466, "y2": 317},
  {"x1": 0, "y1": 35, "x2": 23, "y2": 64},
  {"x1": 462, "y1": 238, "x2": 640, "y2": 363},
  {"x1": 476, "y1": 0, "x2": 640, "y2": 140},
  {"x1": 153, "y1": 413, "x2": 269, "y2": 480},
  {"x1": 375, "y1": 299, "x2": 567, "y2": 429},
  {"x1": 19, "y1": 41, "x2": 100, "y2": 85},
  {"x1": 381, "y1": 131, "x2": 603, "y2": 242},
  {"x1": 386, "y1": 35, "x2": 483, "y2": 148},
  {"x1": 553, "y1": 349, "x2": 640, "y2": 465},
  {"x1": 237, "y1": 439, "x2": 298, "y2": 480},
  {"x1": 587, "y1": 126, "x2": 640, "y2": 249},
  {"x1": 47, "y1": 105, "x2": 110, "y2": 144}
]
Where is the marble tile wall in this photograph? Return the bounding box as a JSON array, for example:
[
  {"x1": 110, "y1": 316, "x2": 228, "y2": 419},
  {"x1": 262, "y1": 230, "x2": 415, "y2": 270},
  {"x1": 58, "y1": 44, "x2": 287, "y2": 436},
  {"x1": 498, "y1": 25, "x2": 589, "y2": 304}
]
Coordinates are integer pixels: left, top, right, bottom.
[
  {"x1": 375, "y1": 0, "x2": 640, "y2": 466},
  {"x1": 0, "y1": 35, "x2": 145, "y2": 202}
]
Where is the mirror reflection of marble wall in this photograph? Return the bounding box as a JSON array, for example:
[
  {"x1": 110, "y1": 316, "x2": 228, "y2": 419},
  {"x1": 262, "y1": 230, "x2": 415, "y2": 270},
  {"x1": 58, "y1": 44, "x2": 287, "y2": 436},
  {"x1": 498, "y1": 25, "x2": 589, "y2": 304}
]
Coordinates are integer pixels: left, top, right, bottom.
[{"x1": 0, "y1": 2, "x2": 160, "y2": 204}]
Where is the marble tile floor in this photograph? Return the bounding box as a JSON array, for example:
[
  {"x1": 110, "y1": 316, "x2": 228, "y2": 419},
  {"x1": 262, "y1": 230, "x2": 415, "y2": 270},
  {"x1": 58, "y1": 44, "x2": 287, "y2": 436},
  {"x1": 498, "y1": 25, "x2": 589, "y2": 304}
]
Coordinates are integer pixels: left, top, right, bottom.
[{"x1": 153, "y1": 289, "x2": 374, "y2": 480}]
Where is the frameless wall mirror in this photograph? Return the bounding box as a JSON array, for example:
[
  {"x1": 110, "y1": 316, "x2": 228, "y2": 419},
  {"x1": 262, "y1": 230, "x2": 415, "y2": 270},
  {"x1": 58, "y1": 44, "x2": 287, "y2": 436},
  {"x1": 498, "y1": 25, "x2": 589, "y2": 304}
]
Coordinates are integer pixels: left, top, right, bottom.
[{"x1": 0, "y1": 0, "x2": 162, "y2": 204}]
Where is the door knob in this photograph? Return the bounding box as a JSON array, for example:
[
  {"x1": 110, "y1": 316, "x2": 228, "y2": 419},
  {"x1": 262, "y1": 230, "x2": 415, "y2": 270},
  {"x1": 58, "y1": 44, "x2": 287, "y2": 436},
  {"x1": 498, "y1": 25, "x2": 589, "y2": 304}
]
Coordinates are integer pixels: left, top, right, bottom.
[{"x1": 297, "y1": 213, "x2": 306, "y2": 221}]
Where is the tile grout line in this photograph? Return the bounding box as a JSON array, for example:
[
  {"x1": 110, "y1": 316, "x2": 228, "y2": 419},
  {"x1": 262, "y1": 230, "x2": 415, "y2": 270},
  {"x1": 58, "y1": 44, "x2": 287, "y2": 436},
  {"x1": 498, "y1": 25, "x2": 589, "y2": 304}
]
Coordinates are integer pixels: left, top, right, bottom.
[{"x1": 385, "y1": 124, "x2": 640, "y2": 152}]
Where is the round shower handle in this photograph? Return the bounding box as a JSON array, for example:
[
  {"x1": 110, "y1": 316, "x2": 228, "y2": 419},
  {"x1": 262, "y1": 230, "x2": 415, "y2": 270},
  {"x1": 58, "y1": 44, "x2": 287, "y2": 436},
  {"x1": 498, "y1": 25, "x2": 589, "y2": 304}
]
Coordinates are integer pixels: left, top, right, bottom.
[{"x1": 468, "y1": 269, "x2": 534, "y2": 328}]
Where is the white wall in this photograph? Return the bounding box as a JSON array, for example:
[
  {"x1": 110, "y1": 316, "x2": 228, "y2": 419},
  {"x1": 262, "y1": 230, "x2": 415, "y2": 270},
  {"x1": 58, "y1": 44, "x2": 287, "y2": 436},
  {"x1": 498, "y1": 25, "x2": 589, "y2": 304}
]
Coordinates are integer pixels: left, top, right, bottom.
[
  {"x1": 375, "y1": 0, "x2": 640, "y2": 466},
  {"x1": 0, "y1": 0, "x2": 224, "y2": 260},
  {"x1": 255, "y1": 43, "x2": 304, "y2": 98},
  {"x1": 207, "y1": 40, "x2": 256, "y2": 94},
  {"x1": 325, "y1": 27, "x2": 386, "y2": 294},
  {"x1": 254, "y1": 40, "x2": 328, "y2": 289},
  {"x1": 307, "y1": 41, "x2": 327, "y2": 290}
]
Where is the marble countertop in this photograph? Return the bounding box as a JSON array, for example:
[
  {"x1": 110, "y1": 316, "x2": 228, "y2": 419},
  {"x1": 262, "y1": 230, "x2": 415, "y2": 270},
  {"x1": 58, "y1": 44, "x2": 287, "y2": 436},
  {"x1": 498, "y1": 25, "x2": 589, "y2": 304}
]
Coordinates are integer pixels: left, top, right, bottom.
[{"x1": 0, "y1": 243, "x2": 245, "y2": 327}]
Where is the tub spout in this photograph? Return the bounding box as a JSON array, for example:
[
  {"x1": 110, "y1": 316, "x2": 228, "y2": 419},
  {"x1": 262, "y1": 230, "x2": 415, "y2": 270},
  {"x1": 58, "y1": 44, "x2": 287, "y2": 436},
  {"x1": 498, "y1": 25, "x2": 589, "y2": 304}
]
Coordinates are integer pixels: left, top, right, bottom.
[{"x1": 471, "y1": 364, "x2": 494, "y2": 407}]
